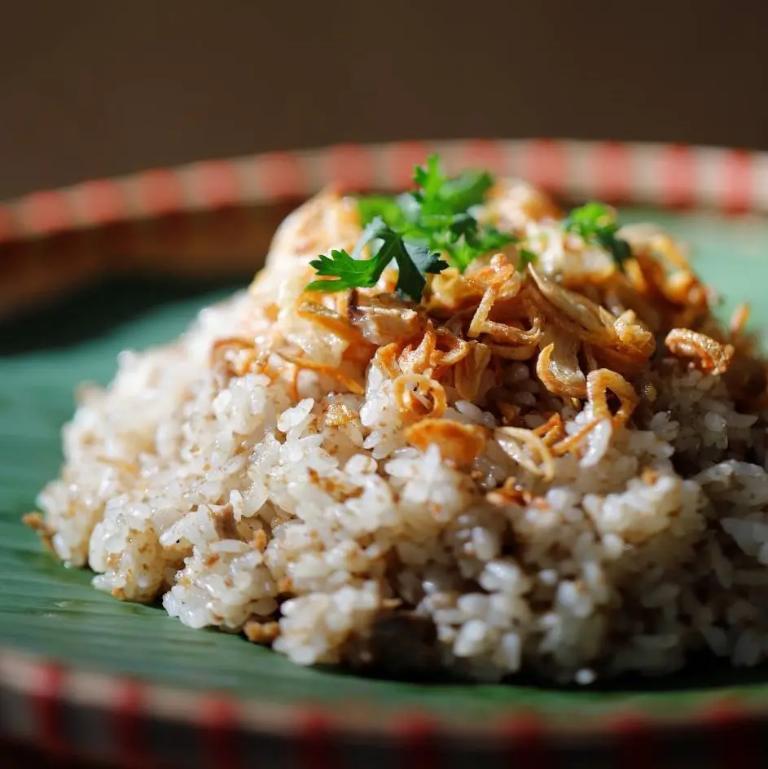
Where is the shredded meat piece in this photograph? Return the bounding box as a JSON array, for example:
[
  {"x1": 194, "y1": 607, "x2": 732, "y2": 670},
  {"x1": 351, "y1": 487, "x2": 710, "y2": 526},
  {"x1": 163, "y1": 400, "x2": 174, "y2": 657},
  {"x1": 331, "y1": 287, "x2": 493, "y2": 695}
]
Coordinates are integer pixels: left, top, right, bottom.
[
  {"x1": 426, "y1": 268, "x2": 485, "y2": 314},
  {"x1": 483, "y1": 178, "x2": 561, "y2": 229},
  {"x1": 528, "y1": 266, "x2": 614, "y2": 343},
  {"x1": 528, "y1": 266, "x2": 655, "y2": 370},
  {"x1": 212, "y1": 505, "x2": 238, "y2": 539}
]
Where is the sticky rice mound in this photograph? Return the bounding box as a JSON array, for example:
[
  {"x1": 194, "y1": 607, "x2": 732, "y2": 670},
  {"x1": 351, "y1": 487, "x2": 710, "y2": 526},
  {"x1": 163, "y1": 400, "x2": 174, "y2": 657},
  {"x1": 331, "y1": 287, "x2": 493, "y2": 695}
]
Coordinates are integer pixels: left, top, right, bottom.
[{"x1": 33, "y1": 179, "x2": 768, "y2": 683}]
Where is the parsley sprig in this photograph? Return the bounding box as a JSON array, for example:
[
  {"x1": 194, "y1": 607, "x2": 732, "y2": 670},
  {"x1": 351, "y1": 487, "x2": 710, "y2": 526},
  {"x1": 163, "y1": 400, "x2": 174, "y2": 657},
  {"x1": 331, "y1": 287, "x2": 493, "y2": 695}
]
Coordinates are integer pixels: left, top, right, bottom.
[
  {"x1": 306, "y1": 217, "x2": 448, "y2": 301},
  {"x1": 306, "y1": 155, "x2": 511, "y2": 302},
  {"x1": 563, "y1": 201, "x2": 631, "y2": 269},
  {"x1": 359, "y1": 155, "x2": 513, "y2": 272}
]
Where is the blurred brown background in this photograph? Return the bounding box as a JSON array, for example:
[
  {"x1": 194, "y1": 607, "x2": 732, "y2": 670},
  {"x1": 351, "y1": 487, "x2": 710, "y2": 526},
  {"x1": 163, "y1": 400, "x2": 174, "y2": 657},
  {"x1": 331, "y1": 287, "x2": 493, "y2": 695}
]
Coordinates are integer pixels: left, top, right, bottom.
[{"x1": 1, "y1": 0, "x2": 767, "y2": 200}]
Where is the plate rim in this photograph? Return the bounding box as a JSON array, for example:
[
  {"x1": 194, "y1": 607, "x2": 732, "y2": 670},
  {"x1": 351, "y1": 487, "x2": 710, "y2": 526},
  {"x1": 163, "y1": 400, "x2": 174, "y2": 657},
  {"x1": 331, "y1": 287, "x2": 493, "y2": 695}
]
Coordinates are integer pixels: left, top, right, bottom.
[{"x1": 0, "y1": 138, "x2": 764, "y2": 243}]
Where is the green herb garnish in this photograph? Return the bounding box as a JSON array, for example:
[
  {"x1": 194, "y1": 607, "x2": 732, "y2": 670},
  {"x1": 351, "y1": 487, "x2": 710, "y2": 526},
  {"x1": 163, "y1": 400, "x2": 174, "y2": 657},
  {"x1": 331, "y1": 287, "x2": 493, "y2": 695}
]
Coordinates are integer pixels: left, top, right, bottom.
[
  {"x1": 306, "y1": 217, "x2": 447, "y2": 302},
  {"x1": 412, "y1": 154, "x2": 494, "y2": 218},
  {"x1": 563, "y1": 201, "x2": 631, "y2": 269},
  {"x1": 357, "y1": 195, "x2": 408, "y2": 231},
  {"x1": 360, "y1": 155, "x2": 513, "y2": 272},
  {"x1": 307, "y1": 154, "x2": 511, "y2": 302},
  {"x1": 517, "y1": 248, "x2": 537, "y2": 272}
]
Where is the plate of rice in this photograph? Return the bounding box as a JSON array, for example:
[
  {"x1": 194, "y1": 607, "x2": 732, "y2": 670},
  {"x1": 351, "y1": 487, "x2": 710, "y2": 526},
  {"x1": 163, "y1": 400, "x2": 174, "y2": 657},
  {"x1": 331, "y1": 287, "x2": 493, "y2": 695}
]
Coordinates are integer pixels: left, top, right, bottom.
[{"x1": 4, "y1": 139, "x2": 768, "y2": 767}]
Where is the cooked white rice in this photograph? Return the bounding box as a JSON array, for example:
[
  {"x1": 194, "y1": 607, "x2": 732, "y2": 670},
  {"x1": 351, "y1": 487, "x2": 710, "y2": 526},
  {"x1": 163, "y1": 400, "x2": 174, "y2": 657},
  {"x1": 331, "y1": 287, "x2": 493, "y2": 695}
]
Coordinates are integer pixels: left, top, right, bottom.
[{"x1": 35, "y1": 182, "x2": 768, "y2": 683}]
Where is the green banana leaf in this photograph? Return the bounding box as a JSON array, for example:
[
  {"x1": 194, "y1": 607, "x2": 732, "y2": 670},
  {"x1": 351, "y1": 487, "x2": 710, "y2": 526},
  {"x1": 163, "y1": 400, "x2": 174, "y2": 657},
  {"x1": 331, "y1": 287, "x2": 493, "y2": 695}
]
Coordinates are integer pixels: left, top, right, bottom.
[{"x1": 2, "y1": 206, "x2": 768, "y2": 726}]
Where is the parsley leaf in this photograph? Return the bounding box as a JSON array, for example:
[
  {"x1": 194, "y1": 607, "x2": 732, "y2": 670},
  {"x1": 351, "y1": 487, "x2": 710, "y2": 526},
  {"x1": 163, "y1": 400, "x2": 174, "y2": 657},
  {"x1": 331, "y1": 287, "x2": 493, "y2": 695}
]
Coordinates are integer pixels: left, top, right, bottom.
[
  {"x1": 412, "y1": 154, "x2": 494, "y2": 215},
  {"x1": 517, "y1": 248, "x2": 537, "y2": 272},
  {"x1": 306, "y1": 217, "x2": 447, "y2": 302},
  {"x1": 388, "y1": 234, "x2": 448, "y2": 302},
  {"x1": 563, "y1": 201, "x2": 631, "y2": 269},
  {"x1": 357, "y1": 195, "x2": 408, "y2": 230},
  {"x1": 358, "y1": 154, "x2": 512, "y2": 274},
  {"x1": 306, "y1": 249, "x2": 387, "y2": 293}
]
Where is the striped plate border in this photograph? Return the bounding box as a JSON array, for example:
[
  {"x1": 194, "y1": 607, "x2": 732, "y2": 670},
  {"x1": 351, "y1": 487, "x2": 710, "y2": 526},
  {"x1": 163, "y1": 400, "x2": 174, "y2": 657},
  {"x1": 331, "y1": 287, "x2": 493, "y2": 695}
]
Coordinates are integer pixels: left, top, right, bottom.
[
  {"x1": 0, "y1": 139, "x2": 764, "y2": 243},
  {"x1": 1, "y1": 647, "x2": 764, "y2": 768}
]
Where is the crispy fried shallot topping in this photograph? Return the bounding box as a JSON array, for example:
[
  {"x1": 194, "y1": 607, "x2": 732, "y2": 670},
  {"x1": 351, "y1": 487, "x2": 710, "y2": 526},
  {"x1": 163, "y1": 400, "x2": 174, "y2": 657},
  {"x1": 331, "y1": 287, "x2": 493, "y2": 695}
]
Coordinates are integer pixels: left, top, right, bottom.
[
  {"x1": 528, "y1": 266, "x2": 655, "y2": 361},
  {"x1": 405, "y1": 419, "x2": 487, "y2": 466},
  {"x1": 468, "y1": 284, "x2": 542, "y2": 347},
  {"x1": 347, "y1": 292, "x2": 424, "y2": 346},
  {"x1": 393, "y1": 374, "x2": 447, "y2": 422},
  {"x1": 532, "y1": 413, "x2": 566, "y2": 445},
  {"x1": 280, "y1": 353, "x2": 366, "y2": 395},
  {"x1": 431, "y1": 328, "x2": 471, "y2": 367},
  {"x1": 374, "y1": 342, "x2": 403, "y2": 379},
  {"x1": 665, "y1": 328, "x2": 735, "y2": 375},
  {"x1": 586, "y1": 369, "x2": 639, "y2": 427},
  {"x1": 536, "y1": 328, "x2": 587, "y2": 399},
  {"x1": 495, "y1": 426, "x2": 555, "y2": 481},
  {"x1": 399, "y1": 324, "x2": 437, "y2": 374},
  {"x1": 487, "y1": 342, "x2": 538, "y2": 361},
  {"x1": 211, "y1": 337, "x2": 260, "y2": 378},
  {"x1": 551, "y1": 418, "x2": 603, "y2": 457},
  {"x1": 454, "y1": 342, "x2": 492, "y2": 401},
  {"x1": 296, "y1": 301, "x2": 369, "y2": 348},
  {"x1": 236, "y1": 182, "x2": 767, "y2": 488},
  {"x1": 486, "y1": 476, "x2": 533, "y2": 507},
  {"x1": 453, "y1": 342, "x2": 492, "y2": 401},
  {"x1": 730, "y1": 303, "x2": 750, "y2": 338}
]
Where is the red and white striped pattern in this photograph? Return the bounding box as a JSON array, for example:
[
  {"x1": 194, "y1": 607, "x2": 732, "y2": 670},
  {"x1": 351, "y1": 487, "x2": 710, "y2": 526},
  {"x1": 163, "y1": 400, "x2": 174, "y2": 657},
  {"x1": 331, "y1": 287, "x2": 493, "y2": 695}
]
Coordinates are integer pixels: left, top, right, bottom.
[
  {"x1": 1, "y1": 139, "x2": 766, "y2": 243},
  {"x1": 0, "y1": 647, "x2": 764, "y2": 767}
]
